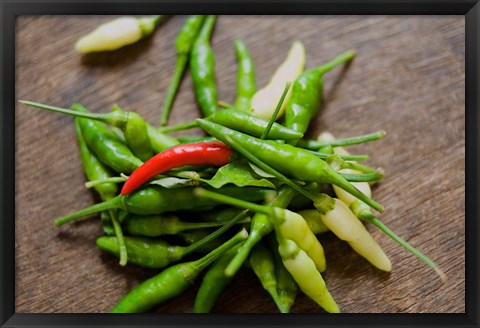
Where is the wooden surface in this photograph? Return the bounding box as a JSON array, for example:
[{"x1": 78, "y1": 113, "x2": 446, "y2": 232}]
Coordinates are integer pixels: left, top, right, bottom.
[{"x1": 15, "y1": 15, "x2": 465, "y2": 313}]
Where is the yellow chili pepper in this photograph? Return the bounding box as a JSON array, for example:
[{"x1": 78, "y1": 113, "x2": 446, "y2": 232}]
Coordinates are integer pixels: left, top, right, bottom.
[
  {"x1": 75, "y1": 16, "x2": 163, "y2": 53},
  {"x1": 314, "y1": 194, "x2": 392, "y2": 272},
  {"x1": 272, "y1": 207, "x2": 326, "y2": 272},
  {"x1": 250, "y1": 41, "x2": 305, "y2": 119},
  {"x1": 276, "y1": 236, "x2": 340, "y2": 313}
]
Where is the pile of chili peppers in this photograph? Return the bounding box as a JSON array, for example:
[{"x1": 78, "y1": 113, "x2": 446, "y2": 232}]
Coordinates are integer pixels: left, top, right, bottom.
[{"x1": 20, "y1": 15, "x2": 445, "y2": 313}]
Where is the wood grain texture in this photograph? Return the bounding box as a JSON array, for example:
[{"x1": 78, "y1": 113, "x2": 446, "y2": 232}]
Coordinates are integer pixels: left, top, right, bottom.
[{"x1": 15, "y1": 15, "x2": 465, "y2": 313}]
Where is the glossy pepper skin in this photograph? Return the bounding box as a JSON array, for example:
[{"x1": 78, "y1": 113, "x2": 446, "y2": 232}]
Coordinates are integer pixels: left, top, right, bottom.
[
  {"x1": 249, "y1": 242, "x2": 286, "y2": 313},
  {"x1": 96, "y1": 236, "x2": 188, "y2": 269},
  {"x1": 276, "y1": 237, "x2": 339, "y2": 313},
  {"x1": 207, "y1": 109, "x2": 303, "y2": 141},
  {"x1": 125, "y1": 214, "x2": 227, "y2": 237},
  {"x1": 74, "y1": 111, "x2": 128, "y2": 265},
  {"x1": 124, "y1": 185, "x2": 261, "y2": 214},
  {"x1": 266, "y1": 234, "x2": 298, "y2": 313},
  {"x1": 73, "y1": 116, "x2": 117, "y2": 202},
  {"x1": 193, "y1": 243, "x2": 241, "y2": 313},
  {"x1": 160, "y1": 15, "x2": 206, "y2": 126},
  {"x1": 121, "y1": 141, "x2": 233, "y2": 195},
  {"x1": 177, "y1": 228, "x2": 226, "y2": 254},
  {"x1": 159, "y1": 109, "x2": 303, "y2": 141},
  {"x1": 178, "y1": 135, "x2": 216, "y2": 144},
  {"x1": 74, "y1": 116, "x2": 118, "y2": 235},
  {"x1": 72, "y1": 104, "x2": 144, "y2": 174},
  {"x1": 54, "y1": 185, "x2": 268, "y2": 226},
  {"x1": 111, "y1": 230, "x2": 247, "y2": 313},
  {"x1": 224, "y1": 185, "x2": 297, "y2": 277},
  {"x1": 190, "y1": 15, "x2": 218, "y2": 117},
  {"x1": 196, "y1": 119, "x2": 383, "y2": 212},
  {"x1": 284, "y1": 50, "x2": 355, "y2": 135},
  {"x1": 110, "y1": 104, "x2": 154, "y2": 161},
  {"x1": 21, "y1": 101, "x2": 154, "y2": 163},
  {"x1": 233, "y1": 39, "x2": 256, "y2": 111}
]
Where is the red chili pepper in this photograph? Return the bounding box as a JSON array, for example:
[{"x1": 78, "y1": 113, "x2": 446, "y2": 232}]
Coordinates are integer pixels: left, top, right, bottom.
[{"x1": 121, "y1": 141, "x2": 233, "y2": 195}]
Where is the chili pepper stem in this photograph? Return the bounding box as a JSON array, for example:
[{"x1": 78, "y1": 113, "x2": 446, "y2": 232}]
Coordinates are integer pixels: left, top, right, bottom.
[
  {"x1": 138, "y1": 15, "x2": 167, "y2": 36},
  {"x1": 355, "y1": 206, "x2": 446, "y2": 282},
  {"x1": 19, "y1": 100, "x2": 124, "y2": 126},
  {"x1": 297, "y1": 130, "x2": 386, "y2": 150},
  {"x1": 194, "y1": 188, "x2": 273, "y2": 216},
  {"x1": 224, "y1": 231, "x2": 263, "y2": 277},
  {"x1": 225, "y1": 186, "x2": 298, "y2": 277},
  {"x1": 218, "y1": 101, "x2": 234, "y2": 109},
  {"x1": 315, "y1": 49, "x2": 356, "y2": 76},
  {"x1": 152, "y1": 15, "x2": 164, "y2": 25},
  {"x1": 261, "y1": 82, "x2": 291, "y2": 140},
  {"x1": 181, "y1": 210, "x2": 249, "y2": 257},
  {"x1": 109, "y1": 209, "x2": 128, "y2": 266},
  {"x1": 194, "y1": 243, "x2": 241, "y2": 313},
  {"x1": 190, "y1": 228, "x2": 249, "y2": 274},
  {"x1": 158, "y1": 119, "x2": 198, "y2": 133},
  {"x1": 310, "y1": 151, "x2": 369, "y2": 162},
  {"x1": 85, "y1": 176, "x2": 127, "y2": 188},
  {"x1": 54, "y1": 196, "x2": 123, "y2": 227},
  {"x1": 160, "y1": 55, "x2": 189, "y2": 126},
  {"x1": 325, "y1": 170, "x2": 383, "y2": 212}
]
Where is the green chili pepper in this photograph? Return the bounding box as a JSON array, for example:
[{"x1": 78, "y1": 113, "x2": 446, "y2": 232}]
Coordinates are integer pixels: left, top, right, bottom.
[
  {"x1": 225, "y1": 185, "x2": 297, "y2": 277},
  {"x1": 20, "y1": 100, "x2": 154, "y2": 162},
  {"x1": 249, "y1": 242, "x2": 286, "y2": 313},
  {"x1": 197, "y1": 206, "x2": 246, "y2": 222},
  {"x1": 177, "y1": 228, "x2": 226, "y2": 254},
  {"x1": 178, "y1": 135, "x2": 217, "y2": 144},
  {"x1": 125, "y1": 213, "x2": 244, "y2": 237},
  {"x1": 233, "y1": 39, "x2": 256, "y2": 111},
  {"x1": 146, "y1": 123, "x2": 180, "y2": 153},
  {"x1": 111, "y1": 104, "x2": 153, "y2": 161},
  {"x1": 266, "y1": 234, "x2": 298, "y2": 313},
  {"x1": 98, "y1": 209, "x2": 247, "y2": 269},
  {"x1": 195, "y1": 119, "x2": 383, "y2": 212},
  {"x1": 190, "y1": 15, "x2": 218, "y2": 117},
  {"x1": 21, "y1": 101, "x2": 144, "y2": 174},
  {"x1": 160, "y1": 15, "x2": 206, "y2": 126},
  {"x1": 53, "y1": 185, "x2": 268, "y2": 227},
  {"x1": 77, "y1": 112, "x2": 143, "y2": 175},
  {"x1": 210, "y1": 109, "x2": 302, "y2": 140},
  {"x1": 97, "y1": 236, "x2": 190, "y2": 269},
  {"x1": 284, "y1": 50, "x2": 355, "y2": 135},
  {"x1": 194, "y1": 243, "x2": 241, "y2": 313},
  {"x1": 111, "y1": 229, "x2": 248, "y2": 313},
  {"x1": 74, "y1": 116, "x2": 128, "y2": 265},
  {"x1": 159, "y1": 109, "x2": 303, "y2": 141},
  {"x1": 73, "y1": 117, "x2": 117, "y2": 202}
]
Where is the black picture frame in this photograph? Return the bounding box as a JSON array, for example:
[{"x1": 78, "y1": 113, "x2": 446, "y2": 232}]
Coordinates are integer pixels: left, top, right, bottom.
[{"x1": 1, "y1": 1, "x2": 479, "y2": 327}]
